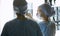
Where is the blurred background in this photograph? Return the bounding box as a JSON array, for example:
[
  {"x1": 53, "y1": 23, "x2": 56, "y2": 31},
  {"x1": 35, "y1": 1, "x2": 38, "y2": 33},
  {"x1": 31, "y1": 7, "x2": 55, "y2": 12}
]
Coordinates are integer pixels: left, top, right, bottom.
[{"x1": 0, "y1": 0, "x2": 60, "y2": 36}]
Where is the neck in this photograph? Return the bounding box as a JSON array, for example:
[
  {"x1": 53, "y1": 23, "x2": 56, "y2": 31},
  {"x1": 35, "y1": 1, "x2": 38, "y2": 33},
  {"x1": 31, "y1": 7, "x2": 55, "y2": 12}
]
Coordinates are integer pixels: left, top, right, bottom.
[
  {"x1": 43, "y1": 17, "x2": 50, "y2": 22},
  {"x1": 17, "y1": 14, "x2": 27, "y2": 21}
]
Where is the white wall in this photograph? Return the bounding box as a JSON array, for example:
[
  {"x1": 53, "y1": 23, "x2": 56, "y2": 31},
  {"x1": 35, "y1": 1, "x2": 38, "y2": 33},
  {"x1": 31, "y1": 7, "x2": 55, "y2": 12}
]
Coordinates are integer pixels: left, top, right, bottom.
[{"x1": 0, "y1": 0, "x2": 14, "y2": 35}]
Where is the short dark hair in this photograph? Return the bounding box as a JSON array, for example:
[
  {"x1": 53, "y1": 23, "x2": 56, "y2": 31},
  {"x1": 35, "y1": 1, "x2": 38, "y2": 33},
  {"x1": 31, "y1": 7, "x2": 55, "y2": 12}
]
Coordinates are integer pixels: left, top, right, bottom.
[{"x1": 13, "y1": 0, "x2": 27, "y2": 6}]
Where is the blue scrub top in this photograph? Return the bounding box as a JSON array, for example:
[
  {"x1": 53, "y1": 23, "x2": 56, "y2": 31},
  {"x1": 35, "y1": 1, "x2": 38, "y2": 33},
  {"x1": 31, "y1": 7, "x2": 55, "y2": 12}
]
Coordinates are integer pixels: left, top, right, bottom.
[{"x1": 37, "y1": 21, "x2": 56, "y2": 36}]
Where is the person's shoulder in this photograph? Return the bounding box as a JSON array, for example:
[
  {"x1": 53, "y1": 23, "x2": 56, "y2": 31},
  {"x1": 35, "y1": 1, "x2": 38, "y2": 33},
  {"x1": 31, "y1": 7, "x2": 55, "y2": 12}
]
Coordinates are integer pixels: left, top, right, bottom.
[
  {"x1": 5, "y1": 18, "x2": 17, "y2": 26},
  {"x1": 28, "y1": 19, "x2": 39, "y2": 27},
  {"x1": 27, "y1": 19, "x2": 38, "y2": 24},
  {"x1": 27, "y1": 19, "x2": 40, "y2": 30}
]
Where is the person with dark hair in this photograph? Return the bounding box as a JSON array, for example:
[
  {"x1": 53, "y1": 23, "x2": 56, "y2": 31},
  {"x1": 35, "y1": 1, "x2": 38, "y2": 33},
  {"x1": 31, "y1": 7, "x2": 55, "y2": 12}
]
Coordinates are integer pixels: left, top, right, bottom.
[
  {"x1": 1, "y1": 0, "x2": 42, "y2": 36},
  {"x1": 36, "y1": 3, "x2": 56, "y2": 36}
]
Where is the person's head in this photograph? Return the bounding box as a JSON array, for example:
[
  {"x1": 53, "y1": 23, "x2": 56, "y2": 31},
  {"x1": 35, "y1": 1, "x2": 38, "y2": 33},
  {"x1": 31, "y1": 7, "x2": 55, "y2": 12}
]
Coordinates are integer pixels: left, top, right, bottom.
[
  {"x1": 36, "y1": 3, "x2": 55, "y2": 21},
  {"x1": 13, "y1": 0, "x2": 27, "y2": 17}
]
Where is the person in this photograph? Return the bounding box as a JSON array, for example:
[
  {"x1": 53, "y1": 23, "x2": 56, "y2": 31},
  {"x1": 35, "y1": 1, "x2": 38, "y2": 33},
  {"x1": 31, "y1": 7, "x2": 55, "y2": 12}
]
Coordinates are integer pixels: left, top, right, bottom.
[
  {"x1": 36, "y1": 3, "x2": 56, "y2": 36},
  {"x1": 1, "y1": 0, "x2": 42, "y2": 36}
]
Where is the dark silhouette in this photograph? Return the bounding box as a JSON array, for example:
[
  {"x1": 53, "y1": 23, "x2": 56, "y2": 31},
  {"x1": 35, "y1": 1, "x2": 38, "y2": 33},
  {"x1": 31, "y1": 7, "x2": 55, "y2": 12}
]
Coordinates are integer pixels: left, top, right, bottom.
[{"x1": 1, "y1": 0, "x2": 42, "y2": 36}]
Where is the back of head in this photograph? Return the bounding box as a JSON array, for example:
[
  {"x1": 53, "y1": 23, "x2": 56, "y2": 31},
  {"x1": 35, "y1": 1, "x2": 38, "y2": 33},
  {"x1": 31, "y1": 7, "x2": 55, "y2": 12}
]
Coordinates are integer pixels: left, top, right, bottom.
[
  {"x1": 13, "y1": 0, "x2": 27, "y2": 15},
  {"x1": 13, "y1": 0, "x2": 27, "y2": 6},
  {"x1": 38, "y1": 3, "x2": 55, "y2": 17}
]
